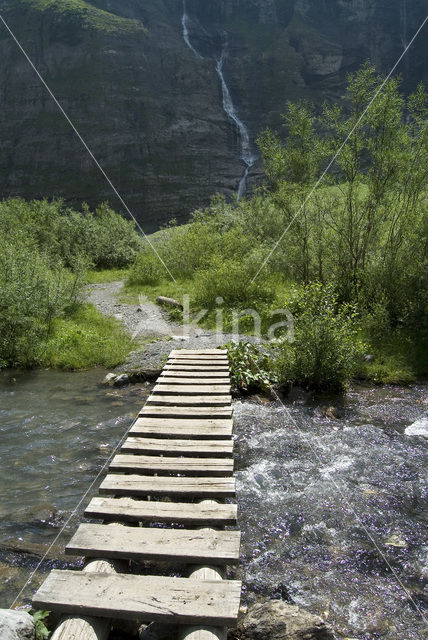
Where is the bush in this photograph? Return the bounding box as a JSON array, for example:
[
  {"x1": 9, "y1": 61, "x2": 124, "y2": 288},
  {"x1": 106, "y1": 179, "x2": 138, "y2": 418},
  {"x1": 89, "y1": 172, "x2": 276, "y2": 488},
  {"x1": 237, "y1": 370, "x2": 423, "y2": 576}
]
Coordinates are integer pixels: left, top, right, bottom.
[
  {"x1": 225, "y1": 341, "x2": 277, "y2": 392},
  {"x1": 88, "y1": 203, "x2": 142, "y2": 269},
  {"x1": 127, "y1": 248, "x2": 170, "y2": 286},
  {"x1": 0, "y1": 198, "x2": 142, "y2": 271},
  {"x1": 275, "y1": 284, "x2": 365, "y2": 392},
  {"x1": 0, "y1": 238, "x2": 82, "y2": 367},
  {"x1": 193, "y1": 257, "x2": 276, "y2": 308}
]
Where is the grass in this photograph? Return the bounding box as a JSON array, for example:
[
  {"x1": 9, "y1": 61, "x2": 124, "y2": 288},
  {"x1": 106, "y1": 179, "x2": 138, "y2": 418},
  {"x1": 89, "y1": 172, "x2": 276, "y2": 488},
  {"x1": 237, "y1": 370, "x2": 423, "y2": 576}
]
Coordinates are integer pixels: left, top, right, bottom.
[
  {"x1": 121, "y1": 278, "x2": 193, "y2": 305},
  {"x1": 358, "y1": 332, "x2": 425, "y2": 385},
  {"x1": 40, "y1": 303, "x2": 133, "y2": 370},
  {"x1": 85, "y1": 268, "x2": 129, "y2": 284}
]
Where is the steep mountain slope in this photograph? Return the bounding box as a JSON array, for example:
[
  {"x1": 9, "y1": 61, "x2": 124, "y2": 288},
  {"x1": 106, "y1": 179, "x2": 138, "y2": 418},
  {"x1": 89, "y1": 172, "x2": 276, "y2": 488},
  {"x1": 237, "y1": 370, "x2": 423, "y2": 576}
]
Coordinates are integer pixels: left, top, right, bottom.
[{"x1": 0, "y1": 0, "x2": 426, "y2": 229}]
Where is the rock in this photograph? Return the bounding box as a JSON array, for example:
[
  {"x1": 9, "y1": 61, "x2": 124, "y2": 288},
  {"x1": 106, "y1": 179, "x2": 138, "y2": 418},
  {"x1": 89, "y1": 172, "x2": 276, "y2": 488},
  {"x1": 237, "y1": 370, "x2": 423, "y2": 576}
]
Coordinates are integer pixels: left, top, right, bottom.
[
  {"x1": 0, "y1": 609, "x2": 35, "y2": 640},
  {"x1": 363, "y1": 354, "x2": 375, "y2": 363},
  {"x1": 0, "y1": 538, "x2": 69, "y2": 563},
  {"x1": 113, "y1": 374, "x2": 130, "y2": 387},
  {"x1": 12, "y1": 504, "x2": 57, "y2": 527},
  {"x1": 126, "y1": 369, "x2": 162, "y2": 382},
  {"x1": 101, "y1": 373, "x2": 117, "y2": 386},
  {"x1": 384, "y1": 534, "x2": 407, "y2": 548},
  {"x1": 235, "y1": 600, "x2": 336, "y2": 640},
  {"x1": 321, "y1": 406, "x2": 338, "y2": 420}
]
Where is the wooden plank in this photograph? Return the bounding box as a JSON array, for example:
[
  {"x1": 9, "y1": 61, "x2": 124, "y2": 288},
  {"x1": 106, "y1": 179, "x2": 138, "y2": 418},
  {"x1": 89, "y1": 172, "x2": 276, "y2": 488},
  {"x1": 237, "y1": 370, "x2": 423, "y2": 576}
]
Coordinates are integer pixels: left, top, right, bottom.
[
  {"x1": 153, "y1": 384, "x2": 231, "y2": 395},
  {"x1": 167, "y1": 360, "x2": 229, "y2": 366},
  {"x1": 146, "y1": 394, "x2": 232, "y2": 406},
  {"x1": 33, "y1": 571, "x2": 242, "y2": 625},
  {"x1": 169, "y1": 350, "x2": 228, "y2": 356},
  {"x1": 85, "y1": 497, "x2": 237, "y2": 525},
  {"x1": 168, "y1": 355, "x2": 228, "y2": 362},
  {"x1": 121, "y1": 437, "x2": 233, "y2": 456},
  {"x1": 158, "y1": 377, "x2": 230, "y2": 385},
  {"x1": 139, "y1": 406, "x2": 232, "y2": 418},
  {"x1": 99, "y1": 474, "x2": 236, "y2": 497},
  {"x1": 130, "y1": 417, "x2": 233, "y2": 438},
  {"x1": 109, "y1": 454, "x2": 233, "y2": 476},
  {"x1": 161, "y1": 370, "x2": 230, "y2": 378},
  {"x1": 66, "y1": 523, "x2": 240, "y2": 564}
]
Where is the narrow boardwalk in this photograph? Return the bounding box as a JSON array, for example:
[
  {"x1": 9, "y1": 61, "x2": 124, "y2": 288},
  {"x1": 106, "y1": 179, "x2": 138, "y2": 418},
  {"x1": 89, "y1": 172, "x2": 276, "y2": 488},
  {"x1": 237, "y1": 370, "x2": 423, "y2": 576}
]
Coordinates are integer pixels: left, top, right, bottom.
[{"x1": 33, "y1": 349, "x2": 241, "y2": 640}]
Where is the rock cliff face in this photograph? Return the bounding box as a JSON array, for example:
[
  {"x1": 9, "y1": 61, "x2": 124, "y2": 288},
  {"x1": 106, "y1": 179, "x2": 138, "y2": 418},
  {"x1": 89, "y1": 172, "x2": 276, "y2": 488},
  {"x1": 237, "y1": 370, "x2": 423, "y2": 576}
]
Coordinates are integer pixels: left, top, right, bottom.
[{"x1": 0, "y1": 0, "x2": 426, "y2": 229}]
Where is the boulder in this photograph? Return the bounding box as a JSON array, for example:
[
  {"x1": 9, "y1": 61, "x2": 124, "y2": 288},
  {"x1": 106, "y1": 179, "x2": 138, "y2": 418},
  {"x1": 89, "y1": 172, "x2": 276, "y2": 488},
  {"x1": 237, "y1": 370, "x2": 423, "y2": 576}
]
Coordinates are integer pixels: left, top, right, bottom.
[
  {"x1": 113, "y1": 374, "x2": 130, "y2": 387},
  {"x1": 235, "y1": 600, "x2": 335, "y2": 640},
  {"x1": 0, "y1": 610, "x2": 35, "y2": 640},
  {"x1": 101, "y1": 373, "x2": 117, "y2": 386}
]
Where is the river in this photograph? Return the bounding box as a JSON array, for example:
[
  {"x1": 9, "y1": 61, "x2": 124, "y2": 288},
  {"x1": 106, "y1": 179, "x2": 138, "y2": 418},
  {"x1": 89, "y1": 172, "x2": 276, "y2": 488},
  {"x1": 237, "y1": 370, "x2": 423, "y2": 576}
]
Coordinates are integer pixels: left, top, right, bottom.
[{"x1": 0, "y1": 370, "x2": 426, "y2": 639}]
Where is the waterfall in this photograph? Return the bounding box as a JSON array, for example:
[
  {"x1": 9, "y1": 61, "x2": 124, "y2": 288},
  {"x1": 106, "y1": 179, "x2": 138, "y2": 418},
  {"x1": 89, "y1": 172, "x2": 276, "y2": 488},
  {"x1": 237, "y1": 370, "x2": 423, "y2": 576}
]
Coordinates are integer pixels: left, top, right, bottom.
[
  {"x1": 182, "y1": 0, "x2": 203, "y2": 59},
  {"x1": 400, "y1": 0, "x2": 408, "y2": 49},
  {"x1": 216, "y1": 41, "x2": 258, "y2": 198},
  {"x1": 181, "y1": 2, "x2": 257, "y2": 199}
]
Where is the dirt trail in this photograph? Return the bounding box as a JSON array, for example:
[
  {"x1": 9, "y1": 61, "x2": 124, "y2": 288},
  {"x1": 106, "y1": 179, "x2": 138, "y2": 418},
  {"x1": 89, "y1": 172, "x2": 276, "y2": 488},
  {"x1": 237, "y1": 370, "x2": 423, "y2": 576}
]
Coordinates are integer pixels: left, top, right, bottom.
[{"x1": 85, "y1": 281, "x2": 254, "y2": 370}]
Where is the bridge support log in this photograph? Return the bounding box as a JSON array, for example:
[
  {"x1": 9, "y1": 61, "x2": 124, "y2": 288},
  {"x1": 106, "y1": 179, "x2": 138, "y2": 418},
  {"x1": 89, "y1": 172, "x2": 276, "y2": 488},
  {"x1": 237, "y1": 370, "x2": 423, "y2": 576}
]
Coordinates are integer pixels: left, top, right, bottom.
[
  {"x1": 51, "y1": 531, "x2": 128, "y2": 640},
  {"x1": 179, "y1": 500, "x2": 228, "y2": 640}
]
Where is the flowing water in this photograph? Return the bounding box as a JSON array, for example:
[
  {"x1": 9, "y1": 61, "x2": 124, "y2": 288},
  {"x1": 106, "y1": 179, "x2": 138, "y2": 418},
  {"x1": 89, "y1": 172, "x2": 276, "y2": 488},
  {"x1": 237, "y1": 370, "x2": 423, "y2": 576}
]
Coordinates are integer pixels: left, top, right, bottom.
[
  {"x1": 233, "y1": 384, "x2": 427, "y2": 639},
  {"x1": 1, "y1": 371, "x2": 426, "y2": 639},
  {"x1": 181, "y1": 1, "x2": 257, "y2": 198},
  {"x1": 215, "y1": 40, "x2": 258, "y2": 198},
  {"x1": 0, "y1": 368, "x2": 151, "y2": 608}
]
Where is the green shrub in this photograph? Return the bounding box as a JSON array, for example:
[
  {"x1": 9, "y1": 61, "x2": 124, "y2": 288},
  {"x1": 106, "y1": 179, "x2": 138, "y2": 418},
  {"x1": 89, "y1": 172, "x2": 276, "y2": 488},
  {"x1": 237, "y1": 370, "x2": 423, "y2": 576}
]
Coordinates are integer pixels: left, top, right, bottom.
[
  {"x1": 0, "y1": 238, "x2": 82, "y2": 368},
  {"x1": 88, "y1": 203, "x2": 142, "y2": 269},
  {"x1": 224, "y1": 341, "x2": 277, "y2": 392},
  {"x1": 127, "y1": 248, "x2": 170, "y2": 286},
  {"x1": 0, "y1": 198, "x2": 142, "y2": 271},
  {"x1": 193, "y1": 257, "x2": 276, "y2": 308},
  {"x1": 275, "y1": 284, "x2": 366, "y2": 392}
]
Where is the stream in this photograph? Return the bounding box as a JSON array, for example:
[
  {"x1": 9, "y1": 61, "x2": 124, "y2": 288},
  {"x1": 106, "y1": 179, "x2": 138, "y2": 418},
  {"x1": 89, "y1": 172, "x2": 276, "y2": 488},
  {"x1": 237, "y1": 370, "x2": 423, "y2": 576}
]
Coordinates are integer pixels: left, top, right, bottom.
[{"x1": 0, "y1": 370, "x2": 426, "y2": 638}]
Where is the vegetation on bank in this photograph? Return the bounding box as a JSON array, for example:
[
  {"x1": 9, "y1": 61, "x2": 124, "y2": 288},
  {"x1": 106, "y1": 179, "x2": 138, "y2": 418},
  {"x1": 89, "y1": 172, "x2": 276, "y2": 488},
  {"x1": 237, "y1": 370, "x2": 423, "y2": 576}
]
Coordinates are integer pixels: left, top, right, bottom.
[
  {"x1": 2, "y1": 66, "x2": 426, "y2": 390},
  {"x1": 126, "y1": 66, "x2": 428, "y2": 391},
  {"x1": 0, "y1": 198, "x2": 141, "y2": 369}
]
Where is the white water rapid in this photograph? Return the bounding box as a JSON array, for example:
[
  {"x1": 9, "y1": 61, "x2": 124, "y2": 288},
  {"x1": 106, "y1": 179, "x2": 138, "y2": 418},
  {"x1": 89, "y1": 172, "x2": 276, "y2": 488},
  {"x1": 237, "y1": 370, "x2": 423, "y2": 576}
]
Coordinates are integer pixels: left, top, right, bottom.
[{"x1": 181, "y1": 2, "x2": 257, "y2": 198}]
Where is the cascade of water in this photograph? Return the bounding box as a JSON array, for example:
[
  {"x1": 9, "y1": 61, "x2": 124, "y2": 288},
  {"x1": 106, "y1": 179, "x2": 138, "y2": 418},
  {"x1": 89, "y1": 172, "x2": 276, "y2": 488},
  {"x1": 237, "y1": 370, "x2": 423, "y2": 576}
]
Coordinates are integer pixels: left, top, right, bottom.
[
  {"x1": 182, "y1": 0, "x2": 203, "y2": 59},
  {"x1": 181, "y1": 1, "x2": 256, "y2": 199},
  {"x1": 400, "y1": 0, "x2": 408, "y2": 49},
  {"x1": 215, "y1": 41, "x2": 257, "y2": 198}
]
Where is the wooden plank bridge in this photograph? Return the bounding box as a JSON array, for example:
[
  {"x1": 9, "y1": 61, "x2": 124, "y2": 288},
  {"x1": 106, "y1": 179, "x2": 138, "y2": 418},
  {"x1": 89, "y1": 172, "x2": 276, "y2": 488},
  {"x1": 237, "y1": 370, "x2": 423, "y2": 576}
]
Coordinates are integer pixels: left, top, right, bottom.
[{"x1": 32, "y1": 349, "x2": 241, "y2": 640}]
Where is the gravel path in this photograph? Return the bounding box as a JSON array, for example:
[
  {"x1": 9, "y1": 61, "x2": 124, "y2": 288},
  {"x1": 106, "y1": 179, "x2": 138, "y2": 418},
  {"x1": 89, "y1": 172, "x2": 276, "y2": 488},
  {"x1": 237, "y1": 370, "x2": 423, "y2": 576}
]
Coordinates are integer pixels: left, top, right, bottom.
[{"x1": 85, "y1": 281, "x2": 259, "y2": 370}]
